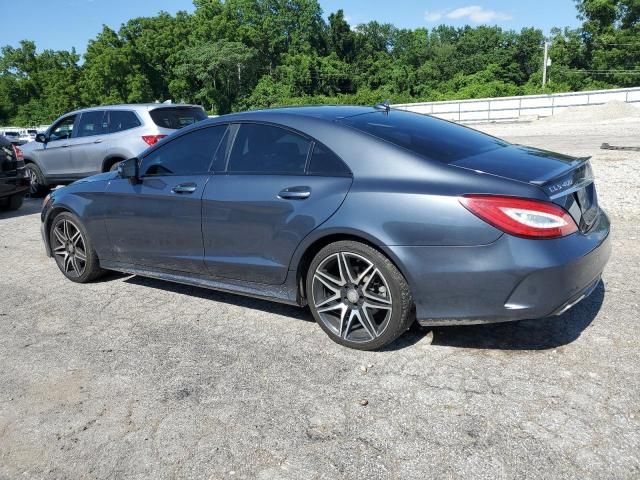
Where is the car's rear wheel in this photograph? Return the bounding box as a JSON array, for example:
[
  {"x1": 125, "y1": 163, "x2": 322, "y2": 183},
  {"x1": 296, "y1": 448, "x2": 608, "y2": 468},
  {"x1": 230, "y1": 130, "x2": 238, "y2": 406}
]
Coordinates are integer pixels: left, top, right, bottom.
[
  {"x1": 7, "y1": 194, "x2": 24, "y2": 211},
  {"x1": 108, "y1": 159, "x2": 124, "y2": 172},
  {"x1": 49, "y1": 212, "x2": 105, "y2": 283},
  {"x1": 25, "y1": 163, "x2": 49, "y2": 197},
  {"x1": 307, "y1": 240, "x2": 414, "y2": 350}
]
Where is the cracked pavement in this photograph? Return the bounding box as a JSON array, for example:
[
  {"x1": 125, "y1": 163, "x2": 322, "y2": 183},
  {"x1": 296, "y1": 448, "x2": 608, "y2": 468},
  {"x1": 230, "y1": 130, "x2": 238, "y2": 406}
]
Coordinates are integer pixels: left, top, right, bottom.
[{"x1": 1, "y1": 117, "x2": 639, "y2": 479}]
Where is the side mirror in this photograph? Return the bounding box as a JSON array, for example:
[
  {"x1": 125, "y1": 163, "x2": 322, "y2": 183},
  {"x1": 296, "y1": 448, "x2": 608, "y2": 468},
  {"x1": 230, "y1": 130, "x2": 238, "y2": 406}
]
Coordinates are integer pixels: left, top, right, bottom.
[
  {"x1": 35, "y1": 133, "x2": 47, "y2": 143},
  {"x1": 117, "y1": 157, "x2": 140, "y2": 184}
]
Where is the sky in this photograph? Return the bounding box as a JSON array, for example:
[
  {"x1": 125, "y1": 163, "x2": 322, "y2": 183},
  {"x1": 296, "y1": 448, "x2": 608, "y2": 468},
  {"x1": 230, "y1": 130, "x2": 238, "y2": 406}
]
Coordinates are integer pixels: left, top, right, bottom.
[{"x1": 0, "y1": 0, "x2": 582, "y2": 55}]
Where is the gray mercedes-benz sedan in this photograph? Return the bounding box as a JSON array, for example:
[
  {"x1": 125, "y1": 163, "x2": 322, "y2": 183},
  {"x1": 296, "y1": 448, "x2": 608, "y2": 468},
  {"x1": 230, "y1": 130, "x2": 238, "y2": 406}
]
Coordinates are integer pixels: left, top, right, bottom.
[{"x1": 40, "y1": 106, "x2": 611, "y2": 350}]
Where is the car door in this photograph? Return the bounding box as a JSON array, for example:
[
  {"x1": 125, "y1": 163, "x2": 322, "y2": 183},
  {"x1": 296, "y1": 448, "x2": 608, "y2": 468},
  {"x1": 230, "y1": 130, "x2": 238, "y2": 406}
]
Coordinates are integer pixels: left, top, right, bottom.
[
  {"x1": 202, "y1": 123, "x2": 353, "y2": 285},
  {"x1": 38, "y1": 114, "x2": 77, "y2": 177},
  {"x1": 103, "y1": 125, "x2": 228, "y2": 273},
  {"x1": 66, "y1": 110, "x2": 107, "y2": 176}
]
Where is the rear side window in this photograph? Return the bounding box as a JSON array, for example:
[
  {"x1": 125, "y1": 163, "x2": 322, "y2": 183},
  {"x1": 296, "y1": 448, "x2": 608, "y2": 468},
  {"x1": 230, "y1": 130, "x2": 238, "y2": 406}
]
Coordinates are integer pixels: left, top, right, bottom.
[
  {"x1": 227, "y1": 124, "x2": 311, "y2": 175},
  {"x1": 308, "y1": 144, "x2": 350, "y2": 176},
  {"x1": 108, "y1": 110, "x2": 141, "y2": 133},
  {"x1": 141, "y1": 126, "x2": 227, "y2": 176},
  {"x1": 150, "y1": 107, "x2": 207, "y2": 130},
  {"x1": 77, "y1": 110, "x2": 106, "y2": 137},
  {"x1": 340, "y1": 110, "x2": 509, "y2": 163}
]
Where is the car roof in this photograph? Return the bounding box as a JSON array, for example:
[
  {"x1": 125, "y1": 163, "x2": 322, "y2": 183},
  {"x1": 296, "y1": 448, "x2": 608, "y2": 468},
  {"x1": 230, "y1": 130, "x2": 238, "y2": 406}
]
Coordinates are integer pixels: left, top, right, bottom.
[
  {"x1": 218, "y1": 105, "x2": 377, "y2": 122},
  {"x1": 62, "y1": 103, "x2": 205, "y2": 116}
]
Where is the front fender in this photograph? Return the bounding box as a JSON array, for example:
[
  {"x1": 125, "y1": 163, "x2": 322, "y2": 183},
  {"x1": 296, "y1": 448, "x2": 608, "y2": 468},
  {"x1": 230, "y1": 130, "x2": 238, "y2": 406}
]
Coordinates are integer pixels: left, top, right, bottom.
[{"x1": 41, "y1": 178, "x2": 113, "y2": 261}]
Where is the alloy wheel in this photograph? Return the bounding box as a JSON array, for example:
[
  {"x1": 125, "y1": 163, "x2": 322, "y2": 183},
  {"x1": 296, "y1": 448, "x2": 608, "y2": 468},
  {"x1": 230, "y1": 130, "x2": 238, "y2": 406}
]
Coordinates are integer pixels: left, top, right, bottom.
[
  {"x1": 26, "y1": 168, "x2": 39, "y2": 195},
  {"x1": 311, "y1": 252, "x2": 393, "y2": 343},
  {"x1": 52, "y1": 219, "x2": 87, "y2": 278}
]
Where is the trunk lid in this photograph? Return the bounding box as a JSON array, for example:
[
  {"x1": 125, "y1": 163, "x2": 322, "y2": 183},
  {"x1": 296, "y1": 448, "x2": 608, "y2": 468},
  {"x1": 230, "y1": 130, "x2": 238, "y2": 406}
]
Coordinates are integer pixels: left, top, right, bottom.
[{"x1": 452, "y1": 144, "x2": 599, "y2": 233}]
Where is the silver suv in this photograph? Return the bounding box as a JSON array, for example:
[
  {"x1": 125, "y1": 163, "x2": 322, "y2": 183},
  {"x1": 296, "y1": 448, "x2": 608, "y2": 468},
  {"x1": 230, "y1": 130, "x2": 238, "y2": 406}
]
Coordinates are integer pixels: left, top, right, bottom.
[{"x1": 21, "y1": 104, "x2": 207, "y2": 196}]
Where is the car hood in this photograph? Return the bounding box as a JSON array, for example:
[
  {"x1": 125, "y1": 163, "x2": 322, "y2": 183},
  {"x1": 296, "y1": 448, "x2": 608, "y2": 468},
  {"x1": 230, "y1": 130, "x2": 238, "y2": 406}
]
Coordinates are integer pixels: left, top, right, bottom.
[
  {"x1": 71, "y1": 171, "x2": 118, "y2": 185},
  {"x1": 451, "y1": 144, "x2": 586, "y2": 185}
]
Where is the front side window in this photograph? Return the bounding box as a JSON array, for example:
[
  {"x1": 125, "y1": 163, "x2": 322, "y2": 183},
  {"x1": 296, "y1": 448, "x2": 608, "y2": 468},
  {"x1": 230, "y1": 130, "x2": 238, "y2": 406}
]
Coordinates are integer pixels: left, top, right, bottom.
[
  {"x1": 227, "y1": 124, "x2": 311, "y2": 175},
  {"x1": 77, "y1": 111, "x2": 106, "y2": 138},
  {"x1": 49, "y1": 115, "x2": 77, "y2": 141},
  {"x1": 140, "y1": 125, "x2": 227, "y2": 177},
  {"x1": 108, "y1": 110, "x2": 141, "y2": 134}
]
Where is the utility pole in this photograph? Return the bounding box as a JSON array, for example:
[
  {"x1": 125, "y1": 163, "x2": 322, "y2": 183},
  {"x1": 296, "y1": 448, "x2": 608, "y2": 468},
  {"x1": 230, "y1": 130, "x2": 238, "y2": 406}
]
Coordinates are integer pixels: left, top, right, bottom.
[{"x1": 542, "y1": 41, "x2": 549, "y2": 87}]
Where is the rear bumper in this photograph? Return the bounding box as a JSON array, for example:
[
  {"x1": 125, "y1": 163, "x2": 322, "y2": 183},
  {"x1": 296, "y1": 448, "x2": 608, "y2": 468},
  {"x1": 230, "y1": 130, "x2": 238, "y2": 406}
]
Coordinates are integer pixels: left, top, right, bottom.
[
  {"x1": 0, "y1": 176, "x2": 29, "y2": 198},
  {"x1": 385, "y1": 210, "x2": 611, "y2": 326}
]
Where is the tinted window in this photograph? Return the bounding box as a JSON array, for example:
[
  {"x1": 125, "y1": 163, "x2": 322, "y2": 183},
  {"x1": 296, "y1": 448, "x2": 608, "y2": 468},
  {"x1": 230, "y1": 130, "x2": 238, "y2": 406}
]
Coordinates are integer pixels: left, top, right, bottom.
[
  {"x1": 141, "y1": 126, "x2": 227, "y2": 176},
  {"x1": 340, "y1": 110, "x2": 509, "y2": 163},
  {"x1": 108, "y1": 110, "x2": 141, "y2": 133},
  {"x1": 77, "y1": 110, "x2": 106, "y2": 137},
  {"x1": 227, "y1": 124, "x2": 311, "y2": 174},
  {"x1": 308, "y1": 143, "x2": 350, "y2": 176},
  {"x1": 150, "y1": 107, "x2": 207, "y2": 130},
  {"x1": 49, "y1": 115, "x2": 76, "y2": 141}
]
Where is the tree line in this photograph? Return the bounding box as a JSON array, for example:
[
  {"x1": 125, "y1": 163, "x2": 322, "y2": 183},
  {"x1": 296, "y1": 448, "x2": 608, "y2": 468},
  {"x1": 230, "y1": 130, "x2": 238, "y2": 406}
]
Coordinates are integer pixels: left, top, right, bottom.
[{"x1": 0, "y1": 0, "x2": 638, "y2": 126}]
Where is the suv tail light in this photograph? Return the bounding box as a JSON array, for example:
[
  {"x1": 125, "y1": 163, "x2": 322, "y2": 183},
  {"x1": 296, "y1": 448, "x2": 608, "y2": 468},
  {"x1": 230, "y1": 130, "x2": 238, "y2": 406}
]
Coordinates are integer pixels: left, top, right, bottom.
[
  {"x1": 13, "y1": 145, "x2": 24, "y2": 161},
  {"x1": 459, "y1": 195, "x2": 578, "y2": 239},
  {"x1": 142, "y1": 135, "x2": 167, "y2": 146}
]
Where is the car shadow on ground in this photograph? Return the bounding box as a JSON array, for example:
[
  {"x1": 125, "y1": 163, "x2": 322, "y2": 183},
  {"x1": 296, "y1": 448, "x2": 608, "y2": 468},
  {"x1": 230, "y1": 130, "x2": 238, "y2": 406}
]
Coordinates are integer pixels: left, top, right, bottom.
[
  {"x1": 0, "y1": 197, "x2": 41, "y2": 220},
  {"x1": 389, "y1": 280, "x2": 606, "y2": 351},
  {"x1": 120, "y1": 273, "x2": 604, "y2": 351},
  {"x1": 123, "y1": 275, "x2": 313, "y2": 322}
]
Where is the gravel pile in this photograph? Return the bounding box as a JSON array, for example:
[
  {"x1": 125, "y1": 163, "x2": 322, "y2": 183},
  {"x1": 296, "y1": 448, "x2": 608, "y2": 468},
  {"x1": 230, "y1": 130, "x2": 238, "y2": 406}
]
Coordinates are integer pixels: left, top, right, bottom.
[{"x1": 541, "y1": 100, "x2": 640, "y2": 124}]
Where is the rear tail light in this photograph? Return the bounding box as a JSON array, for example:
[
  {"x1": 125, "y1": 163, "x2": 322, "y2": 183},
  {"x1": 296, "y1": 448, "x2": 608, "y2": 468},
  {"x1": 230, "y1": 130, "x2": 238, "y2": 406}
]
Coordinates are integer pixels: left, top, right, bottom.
[
  {"x1": 13, "y1": 145, "x2": 24, "y2": 161},
  {"x1": 142, "y1": 135, "x2": 167, "y2": 146},
  {"x1": 459, "y1": 195, "x2": 578, "y2": 239}
]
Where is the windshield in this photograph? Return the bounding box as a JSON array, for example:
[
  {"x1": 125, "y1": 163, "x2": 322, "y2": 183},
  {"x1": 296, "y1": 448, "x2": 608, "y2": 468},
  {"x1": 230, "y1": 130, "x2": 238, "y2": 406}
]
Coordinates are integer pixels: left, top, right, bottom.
[
  {"x1": 340, "y1": 110, "x2": 509, "y2": 163},
  {"x1": 150, "y1": 107, "x2": 207, "y2": 130}
]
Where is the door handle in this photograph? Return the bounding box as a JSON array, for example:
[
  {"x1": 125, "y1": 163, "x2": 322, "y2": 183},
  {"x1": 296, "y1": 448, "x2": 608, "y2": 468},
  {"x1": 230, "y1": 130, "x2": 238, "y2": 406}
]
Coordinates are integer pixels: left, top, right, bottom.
[
  {"x1": 171, "y1": 183, "x2": 197, "y2": 194},
  {"x1": 93, "y1": 139, "x2": 103, "y2": 144},
  {"x1": 278, "y1": 186, "x2": 311, "y2": 200}
]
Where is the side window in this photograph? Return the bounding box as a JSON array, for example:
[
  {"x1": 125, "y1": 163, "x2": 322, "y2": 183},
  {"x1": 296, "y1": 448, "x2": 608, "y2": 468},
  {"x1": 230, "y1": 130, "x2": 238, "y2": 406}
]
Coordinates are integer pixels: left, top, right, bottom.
[
  {"x1": 211, "y1": 127, "x2": 232, "y2": 172},
  {"x1": 48, "y1": 115, "x2": 77, "y2": 141},
  {"x1": 308, "y1": 143, "x2": 351, "y2": 176},
  {"x1": 77, "y1": 111, "x2": 106, "y2": 138},
  {"x1": 227, "y1": 124, "x2": 311, "y2": 175},
  {"x1": 140, "y1": 126, "x2": 227, "y2": 177},
  {"x1": 108, "y1": 110, "x2": 141, "y2": 134}
]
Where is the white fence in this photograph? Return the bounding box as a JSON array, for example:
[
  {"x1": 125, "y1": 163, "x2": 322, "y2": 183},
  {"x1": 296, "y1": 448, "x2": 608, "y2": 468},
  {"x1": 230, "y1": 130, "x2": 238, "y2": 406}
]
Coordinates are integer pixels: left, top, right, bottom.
[{"x1": 393, "y1": 87, "x2": 640, "y2": 123}]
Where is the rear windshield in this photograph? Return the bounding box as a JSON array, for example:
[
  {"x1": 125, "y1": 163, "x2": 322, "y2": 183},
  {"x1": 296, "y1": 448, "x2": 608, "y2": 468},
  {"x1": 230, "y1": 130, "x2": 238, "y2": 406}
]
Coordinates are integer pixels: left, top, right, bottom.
[
  {"x1": 339, "y1": 110, "x2": 509, "y2": 163},
  {"x1": 150, "y1": 107, "x2": 207, "y2": 130}
]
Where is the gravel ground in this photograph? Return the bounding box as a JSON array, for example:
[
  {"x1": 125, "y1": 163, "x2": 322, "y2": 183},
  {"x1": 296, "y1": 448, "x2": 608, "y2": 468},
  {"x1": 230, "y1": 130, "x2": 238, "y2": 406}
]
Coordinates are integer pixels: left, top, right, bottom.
[{"x1": 1, "y1": 116, "x2": 639, "y2": 479}]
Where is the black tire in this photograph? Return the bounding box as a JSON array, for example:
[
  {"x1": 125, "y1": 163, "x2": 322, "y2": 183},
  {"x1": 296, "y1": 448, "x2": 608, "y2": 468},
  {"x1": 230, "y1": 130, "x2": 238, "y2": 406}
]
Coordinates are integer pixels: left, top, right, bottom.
[
  {"x1": 49, "y1": 212, "x2": 106, "y2": 283},
  {"x1": 25, "y1": 163, "x2": 50, "y2": 197},
  {"x1": 7, "y1": 194, "x2": 24, "y2": 211},
  {"x1": 108, "y1": 159, "x2": 123, "y2": 172},
  {"x1": 306, "y1": 240, "x2": 414, "y2": 350}
]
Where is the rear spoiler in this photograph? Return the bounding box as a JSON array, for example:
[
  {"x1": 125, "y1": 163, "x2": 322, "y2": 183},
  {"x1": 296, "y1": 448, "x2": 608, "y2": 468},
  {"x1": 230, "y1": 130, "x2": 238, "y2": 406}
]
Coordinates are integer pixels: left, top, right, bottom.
[{"x1": 531, "y1": 156, "x2": 594, "y2": 199}]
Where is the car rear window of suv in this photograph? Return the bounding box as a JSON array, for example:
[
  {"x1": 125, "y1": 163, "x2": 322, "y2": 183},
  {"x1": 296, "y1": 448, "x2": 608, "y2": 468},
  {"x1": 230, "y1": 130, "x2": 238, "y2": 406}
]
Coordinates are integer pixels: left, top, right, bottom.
[
  {"x1": 150, "y1": 107, "x2": 207, "y2": 130},
  {"x1": 339, "y1": 110, "x2": 509, "y2": 163}
]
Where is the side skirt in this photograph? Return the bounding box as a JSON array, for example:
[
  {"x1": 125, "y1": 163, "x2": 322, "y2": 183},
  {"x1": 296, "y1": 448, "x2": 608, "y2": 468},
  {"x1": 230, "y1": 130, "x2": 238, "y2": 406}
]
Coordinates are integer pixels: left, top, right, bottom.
[{"x1": 100, "y1": 260, "x2": 302, "y2": 307}]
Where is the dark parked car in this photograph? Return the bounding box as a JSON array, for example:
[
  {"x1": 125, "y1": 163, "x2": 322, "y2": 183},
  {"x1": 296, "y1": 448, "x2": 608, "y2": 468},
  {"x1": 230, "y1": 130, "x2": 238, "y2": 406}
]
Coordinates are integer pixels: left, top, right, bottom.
[
  {"x1": 40, "y1": 106, "x2": 611, "y2": 350},
  {"x1": 0, "y1": 135, "x2": 29, "y2": 211}
]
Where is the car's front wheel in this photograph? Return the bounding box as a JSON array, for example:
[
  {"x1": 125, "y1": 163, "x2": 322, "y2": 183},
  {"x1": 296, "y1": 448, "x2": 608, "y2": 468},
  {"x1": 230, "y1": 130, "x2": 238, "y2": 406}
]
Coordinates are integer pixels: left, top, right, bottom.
[
  {"x1": 307, "y1": 240, "x2": 414, "y2": 350},
  {"x1": 49, "y1": 212, "x2": 105, "y2": 283}
]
